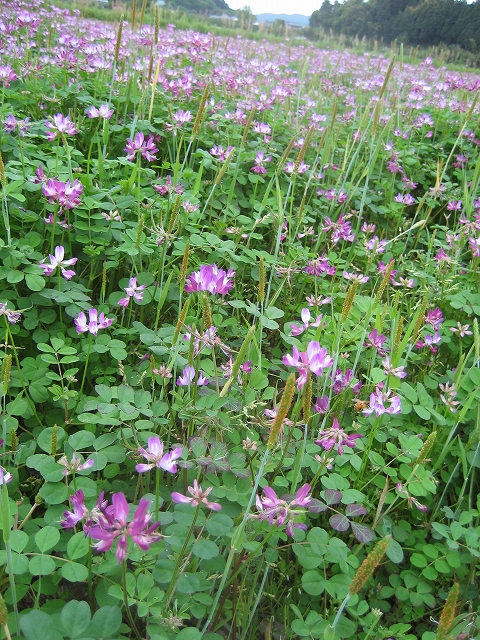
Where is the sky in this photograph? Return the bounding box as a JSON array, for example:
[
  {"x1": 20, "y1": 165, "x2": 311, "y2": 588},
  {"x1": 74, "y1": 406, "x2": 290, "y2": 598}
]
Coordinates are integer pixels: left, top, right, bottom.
[{"x1": 226, "y1": 0, "x2": 321, "y2": 16}]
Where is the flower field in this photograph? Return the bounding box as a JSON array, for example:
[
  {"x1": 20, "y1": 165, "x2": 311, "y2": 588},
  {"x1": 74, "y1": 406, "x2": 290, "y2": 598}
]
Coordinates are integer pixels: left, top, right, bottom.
[{"x1": 1, "y1": 1, "x2": 480, "y2": 638}]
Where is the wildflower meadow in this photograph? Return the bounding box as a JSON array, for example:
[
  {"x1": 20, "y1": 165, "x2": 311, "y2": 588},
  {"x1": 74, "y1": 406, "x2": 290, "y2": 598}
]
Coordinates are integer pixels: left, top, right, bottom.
[{"x1": 0, "y1": 1, "x2": 480, "y2": 639}]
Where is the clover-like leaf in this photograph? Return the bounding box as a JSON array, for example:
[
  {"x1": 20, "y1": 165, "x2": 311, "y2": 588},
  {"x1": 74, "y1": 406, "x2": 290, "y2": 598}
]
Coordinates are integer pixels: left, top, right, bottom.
[
  {"x1": 329, "y1": 514, "x2": 350, "y2": 532},
  {"x1": 345, "y1": 503, "x2": 368, "y2": 517},
  {"x1": 350, "y1": 522, "x2": 374, "y2": 543},
  {"x1": 323, "y1": 489, "x2": 342, "y2": 505}
]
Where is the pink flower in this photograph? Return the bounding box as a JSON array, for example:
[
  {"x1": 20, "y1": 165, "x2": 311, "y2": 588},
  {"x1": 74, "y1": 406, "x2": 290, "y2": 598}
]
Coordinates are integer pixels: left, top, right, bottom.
[
  {"x1": 176, "y1": 365, "x2": 209, "y2": 387},
  {"x1": 46, "y1": 113, "x2": 77, "y2": 141},
  {"x1": 124, "y1": 131, "x2": 158, "y2": 162},
  {"x1": 282, "y1": 341, "x2": 333, "y2": 390},
  {"x1": 39, "y1": 245, "x2": 77, "y2": 280},
  {"x1": 136, "y1": 437, "x2": 183, "y2": 474},
  {"x1": 74, "y1": 308, "x2": 113, "y2": 336},
  {"x1": 88, "y1": 493, "x2": 161, "y2": 563},
  {"x1": 58, "y1": 453, "x2": 94, "y2": 476},
  {"x1": 290, "y1": 308, "x2": 323, "y2": 336},
  {"x1": 363, "y1": 389, "x2": 402, "y2": 417},
  {"x1": 184, "y1": 264, "x2": 235, "y2": 295},
  {"x1": 171, "y1": 479, "x2": 221, "y2": 511},
  {"x1": 382, "y1": 356, "x2": 407, "y2": 378},
  {"x1": 254, "y1": 484, "x2": 317, "y2": 537},
  {"x1": 87, "y1": 104, "x2": 114, "y2": 119},
  {"x1": 118, "y1": 277, "x2": 147, "y2": 307},
  {"x1": 315, "y1": 418, "x2": 362, "y2": 455}
]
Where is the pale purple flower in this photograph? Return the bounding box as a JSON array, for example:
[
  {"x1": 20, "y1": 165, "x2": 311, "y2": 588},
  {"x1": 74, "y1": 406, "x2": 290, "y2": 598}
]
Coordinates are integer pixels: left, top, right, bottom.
[
  {"x1": 450, "y1": 322, "x2": 472, "y2": 337},
  {"x1": 315, "y1": 417, "x2": 362, "y2": 455},
  {"x1": 118, "y1": 277, "x2": 147, "y2": 308},
  {"x1": 290, "y1": 308, "x2": 323, "y2": 336},
  {"x1": 282, "y1": 341, "x2": 333, "y2": 390},
  {"x1": 313, "y1": 395, "x2": 329, "y2": 414},
  {"x1": 364, "y1": 236, "x2": 387, "y2": 254},
  {"x1": 136, "y1": 437, "x2": 183, "y2": 474},
  {"x1": 439, "y1": 382, "x2": 460, "y2": 412},
  {"x1": 342, "y1": 270, "x2": 369, "y2": 284},
  {"x1": 88, "y1": 493, "x2": 161, "y2": 563},
  {"x1": 285, "y1": 161, "x2": 309, "y2": 174},
  {"x1": 251, "y1": 150, "x2": 272, "y2": 174},
  {"x1": 0, "y1": 466, "x2": 13, "y2": 485},
  {"x1": 254, "y1": 483, "x2": 316, "y2": 537},
  {"x1": 469, "y1": 236, "x2": 480, "y2": 258},
  {"x1": 322, "y1": 215, "x2": 354, "y2": 244},
  {"x1": 0, "y1": 65, "x2": 16, "y2": 88},
  {"x1": 102, "y1": 211, "x2": 122, "y2": 222},
  {"x1": 365, "y1": 329, "x2": 389, "y2": 356},
  {"x1": 423, "y1": 332, "x2": 442, "y2": 347},
  {"x1": 363, "y1": 389, "x2": 402, "y2": 417},
  {"x1": 42, "y1": 178, "x2": 83, "y2": 209},
  {"x1": 303, "y1": 255, "x2": 336, "y2": 277},
  {"x1": 124, "y1": 131, "x2": 158, "y2": 162},
  {"x1": 171, "y1": 479, "x2": 221, "y2": 511},
  {"x1": 46, "y1": 113, "x2": 77, "y2": 141},
  {"x1": 424, "y1": 307, "x2": 443, "y2": 330},
  {"x1": 153, "y1": 175, "x2": 184, "y2": 196},
  {"x1": 184, "y1": 264, "x2": 235, "y2": 295},
  {"x1": 0, "y1": 302, "x2": 22, "y2": 325},
  {"x1": 396, "y1": 483, "x2": 427, "y2": 512},
  {"x1": 210, "y1": 145, "x2": 234, "y2": 162},
  {"x1": 86, "y1": 104, "x2": 114, "y2": 119},
  {"x1": 177, "y1": 365, "x2": 209, "y2": 387},
  {"x1": 39, "y1": 245, "x2": 77, "y2": 280},
  {"x1": 74, "y1": 308, "x2": 113, "y2": 336},
  {"x1": 58, "y1": 453, "x2": 94, "y2": 476},
  {"x1": 3, "y1": 114, "x2": 31, "y2": 137},
  {"x1": 382, "y1": 356, "x2": 407, "y2": 378}
]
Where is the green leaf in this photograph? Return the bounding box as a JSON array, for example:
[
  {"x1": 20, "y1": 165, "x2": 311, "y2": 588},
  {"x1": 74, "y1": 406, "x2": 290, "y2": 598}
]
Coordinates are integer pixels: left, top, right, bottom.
[
  {"x1": 206, "y1": 513, "x2": 233, "y2": 537},
  {"x1": 386, "y1": 539, "x2": 404, "y2": 563},
  {"x1": 10, "y1": 530, "x2": 29, "y2": 553},
  {"x1": 88, "y1": 606, "x2": 122, "y2": 638},
  {"x1": 35, "y1": 526, "x2": 60, "y2": 553},
  {"x1": 61, "y1": 600, "x2": 91, "y2": 638},
  {"x1": 29, "y1": 554, "x2": 56, "y2": 576},
  {"x1": 177, "y1": 629, "x2": 203, "y2": 640},
  {"x1": 410, "y1": 552, "x2": 427, "y2": 568},
  {"x1": 413, "y1": 404, "x2": 430, "y2": 420},
  {"x1": 25, "y1": 273, "x2": 46, "y2": 291},
  {"x1": 192, "y1": 539, "x2": 219, "y2": 559},
  {"x1": 20, "y1": 611, "x2": 63, "y2": 640},
  {"x1": 68, "y1": 430, "x2": 96, "y2": 450},
  {"x1": 302, "y1": 569, "x2": 325, "y2": 595},
  {"x1": 40, "y1": 482, "x2": 68, "y2": 505},
  {"x1": 37, "y1": 426, "x2": 67, "y2": 453},
  {"x1": 61, "y1": 561, "x2": 89, "y2": 582},
  {"x1": 67, "y1": 531, "x2": 90, "y2": 560}
]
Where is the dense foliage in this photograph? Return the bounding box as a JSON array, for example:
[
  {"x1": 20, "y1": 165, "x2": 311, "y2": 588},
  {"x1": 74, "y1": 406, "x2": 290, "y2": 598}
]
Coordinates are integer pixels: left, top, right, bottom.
[
  {"x1": 310, "y1": 0, "x2": 480, "y2": 52},
  {"x1": 0, "y1": 0, "x2": 480, "y2": 639}
]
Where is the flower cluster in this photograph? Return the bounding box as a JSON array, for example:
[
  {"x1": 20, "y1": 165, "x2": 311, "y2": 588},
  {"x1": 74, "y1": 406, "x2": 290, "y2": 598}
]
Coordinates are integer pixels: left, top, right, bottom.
[
  {"x1": 124, "y1": 131, "x2": 158, "y2": 162},
  {"x1": 42, "y1": 177, "x2": 83, "y2": 210},
  {"x1": 315, "y1": 418, "x2": 362, "y2": 455},
  {"x1": 254, "y1": 484, "x2": 321, "y2": 537},
  {"x1": 46, "y1": 113, "x2": 77, "y2": 141},
  {"x1": 136, "y1": 437, "x2": 183, "y2": 474},
  {"x1": 39, "y1": 246, "x2": 77, "y2": 280},
  {"x1": 74, "y1": 308, "x2": 113, "y2": 336},
  {"x1": 171, "y1": 480, "x2": 221, "y2": 511},
  {"x1": 184, "y1": 264, "x2": 235, "y2": 295},
  {"x1": 118, "y1": 277, "x2": 147, "y2": 308},
  {"x1": 282, "y1": 341, "x2": 333, "y2": 390}
]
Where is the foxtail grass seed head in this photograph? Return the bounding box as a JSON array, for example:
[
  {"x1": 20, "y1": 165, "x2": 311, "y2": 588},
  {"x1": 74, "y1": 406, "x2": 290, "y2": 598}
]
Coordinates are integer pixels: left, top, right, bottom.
[
  {"x1": 167, "y1": 195, "x2": 182, "y2": 235},
  {"x1": 435, "y1": 582, "x2": 459, "y2": 640},
  {"x1": 348, "y1": 536, "x2": 390, "y2": 595},
  {"x1": 101, "y1": 261, "x2": 107, "y2": 303},
  {"x1": 191, "y1": 82, "x2": 210, "y2": 140},
  {"x1": 372, "y1": 99, "x2": 382, "y2": 136},
  {"x1": 131, "y1": 0, "x2": 137, "y2": 30},
  {"x1": 1, "y1": 354, "x2": 12, "y2": 395},
  {"x1": 10, "y1": 429, "x2": 17, "y2": 453},
  {"x1": 293, "y1": 126, "x2": 314, "y2": 174},
  {"x1": 267, "y1": 373, "x2": 296, "y2": 449},
  {"x1": 240, "y1": 106, "x2": 256, "y2": 148},
  {"x1": 376, "y1": 259, "x2": 395, "y2": 301},
  {"x1": 50, "y1": 424, "x2": 58, "y2": 456},
  {"x1": 139, "y1": 0, "x2": 147, "y2": 27},
  {"x1": 302, "y1": 373, "x2": 312, "y2": 423},
  {"x1": 154, "y1": 5, "x2": 160, "y2": 43},
  {"x1": 0, "y1": 592, "x2": 7, "y2": 626},
  {"x1": 258, "y1": 256, "x2": 265, "y2": 305},
  {"x1": 278, "y1": 136, "x2": 297, "y2": 171},
  {"x1": 214, "y1": 147, "x2": 235, "y2": 185},
  {"x1": 412, "y1": 294, "x2": 429, "y2": 344},
  {"x1": 173, "y1": 298, "x2": 190, "y2": 345},
  {"x1": 393, "y1": 316, "x2": 404, "y2": 355},
  {"x1": 179, "y1": 240, "x2": 190, "y2": 291},
  {"x1": 379, "y1": 56, "x2": 395, "y2": 99},
  {"x1": 341, "y1": 281, "x2": 358, "y2": 323},
  {"x1": 202, "y1": 292, "x2": 213, "y2": 330},
  {"x1": 417, "y1": 430, "x2": 437, "y2": 464},
  {"x1": 149, "y1": 355, "x2": 156, "y2": 375},
  {"x1": 114, "y1": 15, "x2": 124, "y2": 63}
]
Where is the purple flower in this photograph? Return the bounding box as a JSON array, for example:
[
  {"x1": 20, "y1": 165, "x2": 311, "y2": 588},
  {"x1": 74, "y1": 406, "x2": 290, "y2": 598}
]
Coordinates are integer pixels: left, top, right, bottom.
[
  {"x1": 3, "y1": 114, "x2": 31, "y2": 137},
  {"x1": 365, "y1": 329, "x2": 389, "y2": 356},
  {"x1": 363, "y1": 389, "x2": 402, "y2": 417},
  {"x1": 0, "y1": 466, "x2": 13, "y2": 485},
  {"x1": 382, "y1": 357, "x2": 407, "y2": 378},
  {"x1": 42, "y1": 178, "x2": 83, "y2": 210},
  {"x1": 58, "y1": 453, "x2": 94, "y2": 476},
  {"x1": 303, "y1": 255, "x2": 336, "y2": 277},
  {"x1": 74, "y1": 309, "x2": 113, "y2": 336},
  {"x1": 88, "y1": 493, "x2": 161, "y2": 563},
  {"x1": 184, "y1": 264, "x2": 235, "y2": 295},
  {"x1": 254, "y1": 484, "x2": 315, "y2": 537},
  {"x1": 282, "y1": 341, "x2": 333, "y2": 390},
  {"x1": 251, "y1": 150, "x2": 272, "y2": 174},
  {"x1": 171, "y1": 479, "x2": 221, "y2": 511},
  {"x1": 46, "y1": 113, "x2": 77, "y2": 141},
  {"x1": 176, "y1": 365, "x2": 209, "y2": 387},
  {"x1": 61, "y1": 489, "x2": 89, "y2": 529},
  {"x1": 118, "y1": 277, "x2": 147, "y2": 307},
  {"x1": 136, "y1": 437, "x2": 183, "y2": 474},
  {"x1": 469, "y1": 236, "x2": 480, "y2": 258},
  {"x1": 315, "y1": 418, "x2": 362, "y2": 455},
  {"x1": 86, "y1": 104, "x2": 114, "y2": 119},
  {"x1": 39, "y1": 245, "x2": 77, "y2": 280},
  {"x1": 424, "y1": 307, "x2": 443, "y2": 330},
  {"x1": 313, "y1": 395, "x2": 329, "y2": 414},
  {"x1": 364, "y1": 236, "x2": 387, "y2": 254},
  {"x1": 0, "y1": 302, "x2": 22, "y2": 325},
  {"x1": 342, "y1": 270, "x2": 369, "y2": 284},
  {"x1": 290, "y1": 308, "x2": 323, "y2": 336},
  {"x1": 0, "y1": 65, "x2": 17, "y2": 87},
  {"x1": 124, "y1": 131, "x2": 158, "y2": 162},
  {"x1": 322, "y1": 214, "x2": 354, "y2": 244}
]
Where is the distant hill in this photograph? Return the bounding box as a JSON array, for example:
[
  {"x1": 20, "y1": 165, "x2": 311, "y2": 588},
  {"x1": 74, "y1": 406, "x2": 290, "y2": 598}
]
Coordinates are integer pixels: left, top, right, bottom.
[
  {"x1": 166, "y1": 0, "x2": 234, "y2": 15},
  {"x1": 256, "y1": 13, "x2": 309, "y2": 27}
]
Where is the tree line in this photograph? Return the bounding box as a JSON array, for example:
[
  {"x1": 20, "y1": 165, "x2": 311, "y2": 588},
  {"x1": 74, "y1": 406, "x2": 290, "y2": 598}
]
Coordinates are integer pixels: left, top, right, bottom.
[{"x1": 309, "y1": 0, "x2": 480, "y2": 52}]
